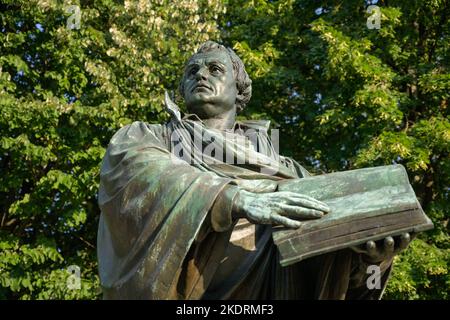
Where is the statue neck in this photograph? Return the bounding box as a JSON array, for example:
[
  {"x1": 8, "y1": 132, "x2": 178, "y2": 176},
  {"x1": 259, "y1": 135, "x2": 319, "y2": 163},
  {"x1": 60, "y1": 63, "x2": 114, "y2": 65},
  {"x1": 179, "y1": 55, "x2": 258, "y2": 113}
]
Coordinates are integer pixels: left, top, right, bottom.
[{"x1": 202, "y1": 108, "x2": 236, "y2": 131}]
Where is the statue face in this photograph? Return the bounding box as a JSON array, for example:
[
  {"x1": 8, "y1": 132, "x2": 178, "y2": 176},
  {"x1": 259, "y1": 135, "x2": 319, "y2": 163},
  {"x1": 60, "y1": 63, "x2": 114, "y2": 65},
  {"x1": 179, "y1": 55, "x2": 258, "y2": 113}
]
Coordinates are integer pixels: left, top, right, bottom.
[{"x1": 182, "y1": 50, "x2": 238, "y2": 119}]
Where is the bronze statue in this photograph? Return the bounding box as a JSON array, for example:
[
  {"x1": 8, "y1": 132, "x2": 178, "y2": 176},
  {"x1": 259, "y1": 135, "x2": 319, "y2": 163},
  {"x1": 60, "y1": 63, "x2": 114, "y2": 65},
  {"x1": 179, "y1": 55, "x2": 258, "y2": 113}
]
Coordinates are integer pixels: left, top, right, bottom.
[{"x1": 97, "y1": 41, "x2": 415, "y2": 299}]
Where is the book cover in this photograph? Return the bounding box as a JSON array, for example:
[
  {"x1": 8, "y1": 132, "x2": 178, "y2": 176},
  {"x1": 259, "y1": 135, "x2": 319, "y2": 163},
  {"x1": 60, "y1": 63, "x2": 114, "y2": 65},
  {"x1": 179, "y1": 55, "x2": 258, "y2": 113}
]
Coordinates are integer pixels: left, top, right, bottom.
[{"x1": 273, "y1": 165, "x2": 434, "y2": 267}]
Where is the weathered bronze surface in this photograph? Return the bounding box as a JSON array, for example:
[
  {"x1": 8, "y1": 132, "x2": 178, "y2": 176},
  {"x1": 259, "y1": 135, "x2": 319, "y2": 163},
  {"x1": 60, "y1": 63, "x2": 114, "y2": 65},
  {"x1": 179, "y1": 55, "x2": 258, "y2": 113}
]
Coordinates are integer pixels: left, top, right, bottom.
[
  {"x1": 274, "y1": 165, "x2": 433, "y2": 266},
  {"x1": 97, "y1": 41, "x2": 427, "y2": 300}
]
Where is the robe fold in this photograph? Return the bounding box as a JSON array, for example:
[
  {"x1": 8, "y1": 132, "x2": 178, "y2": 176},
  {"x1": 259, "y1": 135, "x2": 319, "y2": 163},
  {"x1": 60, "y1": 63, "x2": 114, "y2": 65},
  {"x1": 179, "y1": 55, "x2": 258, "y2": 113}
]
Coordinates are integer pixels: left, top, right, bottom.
[{"x1": 97, "y1": 117, "x2": 392, "y2": 300}]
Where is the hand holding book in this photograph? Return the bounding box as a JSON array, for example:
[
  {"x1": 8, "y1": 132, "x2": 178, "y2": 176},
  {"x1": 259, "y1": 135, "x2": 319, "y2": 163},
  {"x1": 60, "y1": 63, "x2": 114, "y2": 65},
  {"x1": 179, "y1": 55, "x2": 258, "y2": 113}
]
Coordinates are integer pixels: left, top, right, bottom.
[{"x1": 351, "y1": 232, "x2": 416, "y2": 264}]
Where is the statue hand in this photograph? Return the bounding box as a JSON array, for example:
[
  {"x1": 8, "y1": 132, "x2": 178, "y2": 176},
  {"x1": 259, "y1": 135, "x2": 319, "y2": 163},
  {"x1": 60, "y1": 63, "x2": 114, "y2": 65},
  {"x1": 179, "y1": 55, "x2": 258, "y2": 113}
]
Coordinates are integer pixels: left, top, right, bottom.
[
  {"x1": 233, "y1": 190, "x2": 330, "y2": 228},
  {"x1": 351, "y1": 233, "x2": 416, "y2": 264}
]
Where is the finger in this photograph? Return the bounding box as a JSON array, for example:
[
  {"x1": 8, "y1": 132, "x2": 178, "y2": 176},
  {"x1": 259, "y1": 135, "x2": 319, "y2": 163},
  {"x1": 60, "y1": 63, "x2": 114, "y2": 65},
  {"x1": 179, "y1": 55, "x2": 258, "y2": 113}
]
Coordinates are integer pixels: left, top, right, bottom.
[
  {"x1": 288, "y1": 194, "x2": 330, "y2": 212},
  {"x1": 289, "y1": 192, "x2": 329, "y2": 205},
  {"x1": 384, "y1": 236, "x2": 395, "y2": 254},
  {"x1": 398, "y1": 233, "x2": 411, "y2": 250},
  {"x1": 271, "y1": 214, "x2": 302, "y2": 228},
  {"x1": 283, "y1": 195, "x2": 330, "y2": 213},
  {"x1": 277, "y1": 203, "x2": 324, "y2": 219},
  {"x1": 366, "y1": 240, "x2": 377, "y2": 257},
  {"x1": 275, "y1": 192, "x2": 330, "y2": 211}
]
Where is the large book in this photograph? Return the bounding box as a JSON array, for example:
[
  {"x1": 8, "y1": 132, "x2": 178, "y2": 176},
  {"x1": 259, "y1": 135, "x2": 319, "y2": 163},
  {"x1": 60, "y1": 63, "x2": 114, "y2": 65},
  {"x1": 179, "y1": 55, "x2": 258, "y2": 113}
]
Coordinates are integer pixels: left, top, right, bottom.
[{"x1": 272, "y1": 165, "x2": 433, "y2": 267}]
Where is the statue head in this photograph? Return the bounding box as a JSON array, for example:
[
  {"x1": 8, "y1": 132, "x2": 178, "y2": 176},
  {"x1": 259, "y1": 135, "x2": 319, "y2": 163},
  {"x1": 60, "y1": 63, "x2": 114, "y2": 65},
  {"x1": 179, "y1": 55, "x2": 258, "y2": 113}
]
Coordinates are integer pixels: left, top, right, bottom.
[{"x1": 179, "y1": 41, "x2": 252, "y2": 119}]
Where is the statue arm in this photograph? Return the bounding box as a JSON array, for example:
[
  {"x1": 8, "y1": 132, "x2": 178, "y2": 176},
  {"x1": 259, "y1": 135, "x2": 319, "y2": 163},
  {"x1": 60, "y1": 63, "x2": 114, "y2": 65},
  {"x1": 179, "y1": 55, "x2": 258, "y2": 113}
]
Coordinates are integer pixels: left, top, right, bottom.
[{"x1": 210, "y1": 185, "x2": 241, "y2": 232}]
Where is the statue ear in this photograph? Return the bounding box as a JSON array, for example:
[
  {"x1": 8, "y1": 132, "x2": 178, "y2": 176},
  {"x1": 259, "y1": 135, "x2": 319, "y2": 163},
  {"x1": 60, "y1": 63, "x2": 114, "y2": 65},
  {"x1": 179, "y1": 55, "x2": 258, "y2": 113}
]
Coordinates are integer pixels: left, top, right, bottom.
[{"x1": 235, "y1": 95, "x2": 244, "y2": 112}]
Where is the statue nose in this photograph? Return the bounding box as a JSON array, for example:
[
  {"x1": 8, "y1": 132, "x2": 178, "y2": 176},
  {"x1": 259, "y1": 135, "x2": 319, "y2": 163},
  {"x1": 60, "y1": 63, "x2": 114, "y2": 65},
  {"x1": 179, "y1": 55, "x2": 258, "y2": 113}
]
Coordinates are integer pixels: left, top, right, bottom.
[{"x1": 195, "y1": 67, "x2": 208, "y2": 80}]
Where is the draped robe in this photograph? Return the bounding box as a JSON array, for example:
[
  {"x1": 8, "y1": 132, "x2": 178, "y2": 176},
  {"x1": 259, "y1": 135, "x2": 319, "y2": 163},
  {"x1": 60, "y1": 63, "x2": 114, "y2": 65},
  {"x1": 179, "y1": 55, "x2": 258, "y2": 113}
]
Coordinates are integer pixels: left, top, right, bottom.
[{"x1": 97, "y1": 116, "x2": 393, "y2": 300}]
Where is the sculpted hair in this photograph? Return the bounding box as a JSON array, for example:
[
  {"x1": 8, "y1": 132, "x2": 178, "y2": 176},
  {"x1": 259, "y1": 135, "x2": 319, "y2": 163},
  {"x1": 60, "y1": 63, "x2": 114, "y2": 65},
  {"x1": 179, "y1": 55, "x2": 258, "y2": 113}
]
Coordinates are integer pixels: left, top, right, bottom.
[{"x1": 179, "y1": 41, "x2": 252, "y2": 112}]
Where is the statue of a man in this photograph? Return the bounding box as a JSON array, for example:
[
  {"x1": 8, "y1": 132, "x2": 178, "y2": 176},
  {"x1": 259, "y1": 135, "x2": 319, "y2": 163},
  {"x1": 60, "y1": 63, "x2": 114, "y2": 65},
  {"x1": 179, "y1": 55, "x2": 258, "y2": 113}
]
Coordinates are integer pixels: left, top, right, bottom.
[{"x1": 97, "y1": 41, "x2": 412, "y2": 299}]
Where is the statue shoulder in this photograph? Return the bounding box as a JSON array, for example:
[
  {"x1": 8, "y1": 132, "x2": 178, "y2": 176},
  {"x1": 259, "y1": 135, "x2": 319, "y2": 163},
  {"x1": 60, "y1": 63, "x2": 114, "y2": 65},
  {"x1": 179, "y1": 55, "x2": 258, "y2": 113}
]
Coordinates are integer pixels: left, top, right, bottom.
[{"x1": 109, "y1": 121, "x2": 170, "y2": 147}]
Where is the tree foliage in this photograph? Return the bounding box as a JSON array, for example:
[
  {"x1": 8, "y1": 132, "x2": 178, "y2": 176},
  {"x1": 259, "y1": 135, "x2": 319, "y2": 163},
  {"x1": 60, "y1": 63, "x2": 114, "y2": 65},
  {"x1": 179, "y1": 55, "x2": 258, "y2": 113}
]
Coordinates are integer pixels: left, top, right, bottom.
[
  {"x1": 0, "y1": 0, "x2": 224, "y2": 299},
  {"x1": 221, "y1": 0, "x2": 449, "y2": 299},
  {"x1": 0, "y1": 0, "x2": 448, "y2": 300}
]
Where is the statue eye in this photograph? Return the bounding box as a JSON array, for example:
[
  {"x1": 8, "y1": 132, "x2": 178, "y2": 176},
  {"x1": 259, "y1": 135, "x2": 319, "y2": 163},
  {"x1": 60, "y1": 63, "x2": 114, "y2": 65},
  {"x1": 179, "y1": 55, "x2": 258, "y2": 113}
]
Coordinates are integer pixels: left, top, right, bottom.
[
  {"x1": 188, "y1": 66, "x2": 199, "y2": 76},
  {"x1": 209, "y1": 65, "x2": 222, "y2": 74}
]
